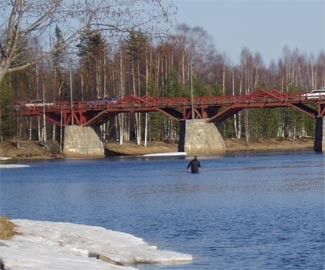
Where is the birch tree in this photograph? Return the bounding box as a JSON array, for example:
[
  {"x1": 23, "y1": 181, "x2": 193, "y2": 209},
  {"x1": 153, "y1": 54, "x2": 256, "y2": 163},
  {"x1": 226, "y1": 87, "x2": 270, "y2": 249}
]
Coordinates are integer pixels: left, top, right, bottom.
[
  {"x1": 240, "y1": 47, "x2": 253, "y2": 144},
  {"x1": 316, "y1": 51, "x2": 325, "y2": 87},
  {"x1": 0, "y1": 0, "x2": 175, "y2": 84}
]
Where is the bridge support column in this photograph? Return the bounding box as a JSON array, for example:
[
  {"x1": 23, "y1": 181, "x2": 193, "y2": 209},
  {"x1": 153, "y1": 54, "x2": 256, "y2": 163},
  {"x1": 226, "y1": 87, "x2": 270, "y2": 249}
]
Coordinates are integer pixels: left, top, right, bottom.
[
  {"x1": 314, "y1": 116, "x2": 324, "y2": 153},
  {"x1": 63, "y1": 125, "x2": 105, "y2": 158},
  {"x1": 178, "y1": 119, "x2": 225, "y2": 155}
]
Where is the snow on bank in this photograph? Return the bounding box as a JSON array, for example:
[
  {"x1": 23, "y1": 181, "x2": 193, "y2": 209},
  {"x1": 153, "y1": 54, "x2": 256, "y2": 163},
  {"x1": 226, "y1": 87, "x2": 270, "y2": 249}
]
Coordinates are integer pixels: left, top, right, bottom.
[
  {"x1": 0, "y1": 164, "x2": 30, "y2": 168},
  {"x1": 0, "y1": 219, "x2": 192, "y2": 270}
]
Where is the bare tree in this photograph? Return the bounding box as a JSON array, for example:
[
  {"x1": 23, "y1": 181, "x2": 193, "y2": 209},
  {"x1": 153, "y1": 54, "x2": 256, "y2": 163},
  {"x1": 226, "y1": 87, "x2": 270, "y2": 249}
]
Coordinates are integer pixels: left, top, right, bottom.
[
  {"x1": 0, "y1": 0, "x2": 175, "y2": 83},
  {"x1": 175, "y1": 24, "x2": 217, "y2": 82}
]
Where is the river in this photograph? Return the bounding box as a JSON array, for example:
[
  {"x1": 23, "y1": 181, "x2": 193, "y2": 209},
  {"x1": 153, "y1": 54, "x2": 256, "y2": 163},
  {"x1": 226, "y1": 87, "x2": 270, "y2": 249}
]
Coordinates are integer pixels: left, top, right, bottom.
[{"x1": 0, "y1": 150, "x2": 324, "y2": 270}]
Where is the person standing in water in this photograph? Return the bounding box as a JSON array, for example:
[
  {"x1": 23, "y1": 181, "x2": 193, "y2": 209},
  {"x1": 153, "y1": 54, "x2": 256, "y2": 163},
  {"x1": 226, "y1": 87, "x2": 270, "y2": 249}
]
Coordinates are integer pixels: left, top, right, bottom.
[{"x1": 187, "y1": 156, "x2": 201, "y2": 173}]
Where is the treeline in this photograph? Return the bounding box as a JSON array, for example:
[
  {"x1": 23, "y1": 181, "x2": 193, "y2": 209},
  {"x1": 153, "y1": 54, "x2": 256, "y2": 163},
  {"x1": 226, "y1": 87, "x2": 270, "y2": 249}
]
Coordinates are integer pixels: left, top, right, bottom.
[{"x1": 1, "y1": 24, "x2": 324, "y2": 144}]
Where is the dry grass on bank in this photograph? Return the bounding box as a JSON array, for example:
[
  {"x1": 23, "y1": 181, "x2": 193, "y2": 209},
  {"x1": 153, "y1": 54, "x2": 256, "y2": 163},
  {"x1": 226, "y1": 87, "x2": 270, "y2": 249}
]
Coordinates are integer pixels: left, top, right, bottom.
[
  {"x1": 106, "y1": 138, "x2": 314, "y2": 156},
  {"x1": 0, "y1": 140, "x2": 63, "y2": 160},
  {"x1": 0, "y1": 216, "x2": 18, "y2": 240},
  {"x1": 0, "y1": 138, "x2": 314, "y2": 159},
  {"x1": 106, "y1": 141, "x2": 178, "y2": 155},
  {"x1": 225, "y1": 137, "x2": 314, "y2": 152}
]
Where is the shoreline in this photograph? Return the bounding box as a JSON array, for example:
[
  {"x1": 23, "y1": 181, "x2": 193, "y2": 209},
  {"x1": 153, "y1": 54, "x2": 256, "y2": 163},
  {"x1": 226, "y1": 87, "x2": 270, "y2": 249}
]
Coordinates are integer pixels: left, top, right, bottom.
[
  {"x1": 106, "y1": 138, "x2": 314, "y2": 156},
  {"x1": 0, "y1": 138, "x2": 315, "y2": 160}
]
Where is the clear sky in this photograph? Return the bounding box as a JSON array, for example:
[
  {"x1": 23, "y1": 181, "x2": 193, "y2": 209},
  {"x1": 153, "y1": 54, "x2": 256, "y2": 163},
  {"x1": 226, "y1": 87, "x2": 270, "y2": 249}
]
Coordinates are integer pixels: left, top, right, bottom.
[{"x1": 172, "y1": 0, "x2": 325, "y2": 65}]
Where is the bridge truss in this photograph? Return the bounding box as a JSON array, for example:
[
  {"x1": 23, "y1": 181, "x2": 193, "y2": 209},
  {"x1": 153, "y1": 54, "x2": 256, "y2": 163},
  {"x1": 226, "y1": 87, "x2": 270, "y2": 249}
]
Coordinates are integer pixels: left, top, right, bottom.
[{"x1": 16, "y1": 89, "x2": 325, "y2": 127}]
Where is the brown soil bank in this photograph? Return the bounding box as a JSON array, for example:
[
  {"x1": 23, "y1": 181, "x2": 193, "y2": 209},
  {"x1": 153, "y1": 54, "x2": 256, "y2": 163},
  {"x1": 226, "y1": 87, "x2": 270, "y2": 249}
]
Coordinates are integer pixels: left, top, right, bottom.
[
  {"x1": 0, "y1": 140, "x2": 63, "y2": 160},
  {"x1": 106, "y1": 138, "x2": 314, "y2": 156},
  {"x1": 224, "y1": 138, "x2": 313, "y2": 152},
  {"x1": 105, "y1": 141, "x2": 179, "y2": 156},
  {"x1": 0, "y1": 138, "x2": 314, "y2": 160}
]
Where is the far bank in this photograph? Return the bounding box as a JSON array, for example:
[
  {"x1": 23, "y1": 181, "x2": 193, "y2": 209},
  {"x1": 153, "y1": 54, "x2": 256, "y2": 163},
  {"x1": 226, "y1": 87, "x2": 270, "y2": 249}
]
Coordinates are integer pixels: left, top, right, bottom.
[
  {"x1": 0, "y1": 138, "x2": 314, "y2": 160},
  {"x1": 106, "y1": 138, "x2": 314, "y2": 156}
]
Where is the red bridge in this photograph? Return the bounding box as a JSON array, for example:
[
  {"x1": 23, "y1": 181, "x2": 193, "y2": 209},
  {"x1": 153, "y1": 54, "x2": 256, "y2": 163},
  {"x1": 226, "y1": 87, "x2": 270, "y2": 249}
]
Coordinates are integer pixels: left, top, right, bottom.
[{"x1": 17, "y1": 89, "x2": 325, "y2": 126}]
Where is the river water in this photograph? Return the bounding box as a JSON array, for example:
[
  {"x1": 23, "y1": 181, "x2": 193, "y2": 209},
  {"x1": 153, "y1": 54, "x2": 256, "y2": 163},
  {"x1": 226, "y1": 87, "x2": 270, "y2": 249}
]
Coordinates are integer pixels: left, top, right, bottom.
[{"x1": 0, "y1": 150, "x2": 324, "y2": 270}]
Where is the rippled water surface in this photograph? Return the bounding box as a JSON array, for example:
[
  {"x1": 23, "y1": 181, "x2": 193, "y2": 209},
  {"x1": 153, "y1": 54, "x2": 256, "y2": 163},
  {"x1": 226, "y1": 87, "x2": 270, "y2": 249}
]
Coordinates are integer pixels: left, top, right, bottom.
[{"x1": 1, "y1": 150, "x2": 324, "y2": 270}]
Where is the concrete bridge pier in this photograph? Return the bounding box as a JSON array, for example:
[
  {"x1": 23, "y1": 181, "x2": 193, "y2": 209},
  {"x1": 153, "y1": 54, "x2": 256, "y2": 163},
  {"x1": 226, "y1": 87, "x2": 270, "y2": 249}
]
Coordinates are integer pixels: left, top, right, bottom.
[
  {"x1": 314, "y1": 116, "x2": 325, "y2": 153},
  {"x1": 178, "y1": 119, "x2": 225, "y2": 155},
  {"x1": 63, "y1": 125, "x2": 105, "y2": 158}
]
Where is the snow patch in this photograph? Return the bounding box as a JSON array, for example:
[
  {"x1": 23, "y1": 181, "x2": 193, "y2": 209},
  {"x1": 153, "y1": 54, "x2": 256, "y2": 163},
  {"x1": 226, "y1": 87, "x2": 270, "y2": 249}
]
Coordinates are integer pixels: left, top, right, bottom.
[
  {"x1": 0, "y1": 219, "x2": 192, "y2": 270},
  {"x1": 0, "y1": 164, "x2": 30, "y2": 168}
]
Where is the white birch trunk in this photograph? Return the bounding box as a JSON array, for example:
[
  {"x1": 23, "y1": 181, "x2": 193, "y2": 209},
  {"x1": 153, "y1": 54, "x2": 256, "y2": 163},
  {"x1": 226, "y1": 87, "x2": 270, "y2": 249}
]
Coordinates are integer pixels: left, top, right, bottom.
[
  {"x1": 52, "y1": 123, "x2": 56, "y2": 141},
  {"x1": 29, "y1": 118, "x2": 32, "y2": 140},
  {"x1": 232, "y1": 69, "x2": 238, "y2": 138},
  {"x1": 237, "y1": 81, "x2": 243, "y2": 139},
  {"x1": 42, "y1": 84, "x2": 47, "y2": 142},
  {"x1": 119, "y1": 50, "x2": 125, "y2": 145},
  {"x1": 103, "y1": 52, "x2": 107, "y2": 98},
  {"x1": 96, "y1": 63, "x2": 101, "y2": 99},
  {"x1": 144, "y1": 54, "x2": 149, "y2": 147},
  {"x1": 222, "y1": 66, "x2": 226, "y2": 95}
]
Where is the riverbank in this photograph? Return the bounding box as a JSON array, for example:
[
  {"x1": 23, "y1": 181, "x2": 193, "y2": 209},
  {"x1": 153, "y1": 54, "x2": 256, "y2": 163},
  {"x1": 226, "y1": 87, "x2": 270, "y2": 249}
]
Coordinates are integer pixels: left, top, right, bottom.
[
  {"x1": 106, "y1": 137, "x2": 314, "y2": 156},
  {"x1": 224, "y1": 137, "x2": 314, "y2": 152},
  {"x1": 0, "y1": 141, "x2": 63, "y2": 160},
  {"x1": 0, "y1": 138, "x2": 314, "y2": 160}
]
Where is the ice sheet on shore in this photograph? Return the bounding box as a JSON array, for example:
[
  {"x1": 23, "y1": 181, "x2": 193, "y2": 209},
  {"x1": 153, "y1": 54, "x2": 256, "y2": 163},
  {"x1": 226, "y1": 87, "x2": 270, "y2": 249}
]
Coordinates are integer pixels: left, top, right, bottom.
[{"x1": 0, "y1": 219, "x2": 192, "y2": 270}]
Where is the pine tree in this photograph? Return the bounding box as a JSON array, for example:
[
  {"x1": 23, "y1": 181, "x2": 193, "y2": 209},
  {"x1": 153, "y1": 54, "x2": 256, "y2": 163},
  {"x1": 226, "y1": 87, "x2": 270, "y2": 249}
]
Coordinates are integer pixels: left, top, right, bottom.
[
  {"x1": 53, "y1": 25, "x2": 68, "y2": 101},
  {"x1": 0, "y1": 75, "x2": 16, "y2": 141}
]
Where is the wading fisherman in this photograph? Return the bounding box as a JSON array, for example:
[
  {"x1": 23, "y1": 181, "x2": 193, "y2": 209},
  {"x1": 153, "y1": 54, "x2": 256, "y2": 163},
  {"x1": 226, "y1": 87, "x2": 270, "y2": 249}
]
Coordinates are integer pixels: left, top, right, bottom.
[{"x1": 187, "y1": 156, "x2": 201, "y2": 173}]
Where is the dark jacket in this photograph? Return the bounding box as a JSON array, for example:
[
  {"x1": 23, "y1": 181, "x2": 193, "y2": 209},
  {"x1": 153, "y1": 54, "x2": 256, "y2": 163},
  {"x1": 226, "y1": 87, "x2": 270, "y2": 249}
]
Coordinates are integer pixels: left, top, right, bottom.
[{"x1": 187, "y1": 158, "x2": 201, "y2": 173}]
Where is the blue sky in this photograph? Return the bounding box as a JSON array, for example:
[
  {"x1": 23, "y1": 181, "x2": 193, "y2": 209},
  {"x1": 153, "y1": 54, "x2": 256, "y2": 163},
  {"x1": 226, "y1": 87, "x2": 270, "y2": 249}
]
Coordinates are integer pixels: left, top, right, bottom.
[{"x1": 172, "y1": 0, "x2": 324, "y2": 64}]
